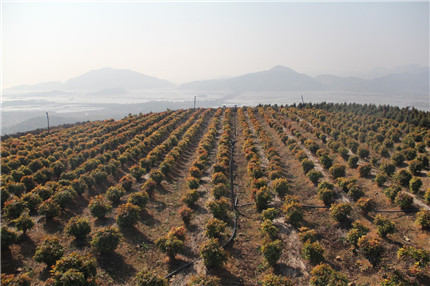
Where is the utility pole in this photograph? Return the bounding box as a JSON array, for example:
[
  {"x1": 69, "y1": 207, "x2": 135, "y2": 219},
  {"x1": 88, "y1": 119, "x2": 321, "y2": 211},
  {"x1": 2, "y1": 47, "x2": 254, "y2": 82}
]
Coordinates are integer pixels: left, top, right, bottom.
[
  {"x1": 301, "y1": 95, "x2": 305, "y2": 104},
  {"x1": 46, "y1": 112, "x2": 50, "y2": 133}
]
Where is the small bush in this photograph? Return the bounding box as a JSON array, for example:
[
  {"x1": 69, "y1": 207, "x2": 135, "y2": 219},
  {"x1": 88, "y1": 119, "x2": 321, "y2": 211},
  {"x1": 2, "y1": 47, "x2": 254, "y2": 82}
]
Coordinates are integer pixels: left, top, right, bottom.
[
  {"x1": 261, "y1": 239, "x2": 283, "y2": 267},
  {"x1": 212, "y1": 172, "x2": 229, "y2": 185},
  {"x1": 200, "y1": 238, "x2": 227, "y2": 269},
  {"x1": 205, "y1": 218, "x2": 227, "y2": 239},
  {"x1": 329, "y1": 203, "x2": 351, "y2": 222},
  {"x1": 261, "y1": 219, "x2": 279, "y2": 239},
  {"x1": 383, "y1": 185, "x2": 401, "y2": 202},
  {"x1": 261, "y1": 208, "x2": 280, "y2": 221},
  {"x1": 409, "y1": 177, "x2": 422, "y2": 194},
  {"x1": 13, "y1": 211, "x2": 34, "y2": 234},
  {"x1": 255, "y1": 187, "x2": 272, "y2": 211},
  {"x1": 380, "y1": 161, "x2": 396, "y2": 177},
  {"x1": 150, "y1": 170, "x2": 164, "y2": 185},
  {"x1": 3, "y1": 198, "x2": 26, "y2": 220},
  {"x1": 187, "y1": 176, "x2": 200, "y2": 190},
  {"x1": 394, "y1": 191, "x2": 414, "y2": 210},
  {"x1": 207, "y1": 197, "x2": 229, "y2": 219},
  {"x1": 346, "y1": 221, "x2": 369, "y2": 246},
  {"x1": 116, "y1": 203, "x2": 140, "y2": 228},
  {"x1": 106, "y1": 185, "x2": 126, "y2": 205},
  {"x1": 358, "y1": 164, "x2": 372, "y2": 177},
  {"x1": 347, "y1": 185, "x2": 365, "y2": 201},
  {"x1": 348, "y1": 156, "x2": 359, "y2": 169},
  {"x1": 426, "y1": 189, "x2": 430, "y2": 204},
  {"x1": 130, "y1": 165, "x2": 145, "y2": 181},
  {"x1": 49, "y1": 252, "x2": 97, "y2": 286},
  {"x1": 392, "y1": 152, "x2": 405, "y2": 166},
  {"x1": 271, "y1": 178, "x2": 289, "y2": 198},
  {"x1": 415, "y1": 209, "x2": 430, "y2": 229},
  {"x1": 310, "y1": 263, "x2": 348, "y2": 286},
  {"x1": 260, "y1": 274, "x2": 294, "y2": 286},
  {"x1": 38, "y1": 198, "x2": 61, "y2": 219},
  {"x1": 156, "y1": 233, "x2": 184, "y2": 260},
  {"x1": 374, "y1": 173, "x2": 388, "y2": 187},
  {"x1": 357, "y1": 234, "x2": 384, "y2": 265},
  {"x1": 302, "y1": 241, "x2": 324, "y2": 265},
  {"x1": 179, "y1": 206, "x2": 193, "y2": 225},
  {"x1": 374, "y1": 215, "x2": 395, "y2": 238},
  {"x1": 135, "y1": 268, "x2": 168, "y2": 286},
  {"x1": 283, "y1": 201, "x2": 303, "y2": 226},
  {"x1": 1, "y1": 226, "x2": 19, "y2": 249},
  {"x1": 358, "y1": 147, "x2": 370, "y2": 159},
  {"x1": 89, "y1": 195, "x2": 112, "y2": 218},
  {"x1": 356, "y1": 198, "x2": 373, "y2": 215},
  {"x1": 127, "y1": 191, "x2": 149, "y2": 210},
  {"x1": 397, "y1": 246, "x2": 430, "y2": 273},
  {"x1": 65, "y1": 216, "x2": 91, "y2": 240},
  {"x1": 181, "y1": 189, "x2": 200, "y2": 207},
  {"x1": 409, "y1": 159, "x2": 423, "y2": 175},
  {"x1": 298, "y1": 227, "x2": 317, "y2": 243},
  {"x1": 91, "y1": 226, "x2": 122, "y2": 253},
  {"x1": 318, "y1": 188, "x2": 334, "y2": 206},
  {"x1": 212, "y1": 183, "x2": 228, "y2": 199},
  {"x1": 34, "y1": 236, "x2": 64, "y2": 266},
  {"x1": 317, "y1": 181, "x2": 334, "y2": 190},
  {"x1": 329, "y1": 164, "x2": 346, "y2": 179},
  {"x1": 253, "y1": 177, "x2": 269, "y2": 189},
  {"x1": 395, "y1": 169, "x2": 412, "y2": 187},
  {"x1": 307, "y1": 170, "x2": 323, "y2": 186},
  {"x1": 53, "y1": 188, "x2": 77, "y2": 208},
  {"x1": 301, "y1": 159, "x2": 315, "y2": 174}
]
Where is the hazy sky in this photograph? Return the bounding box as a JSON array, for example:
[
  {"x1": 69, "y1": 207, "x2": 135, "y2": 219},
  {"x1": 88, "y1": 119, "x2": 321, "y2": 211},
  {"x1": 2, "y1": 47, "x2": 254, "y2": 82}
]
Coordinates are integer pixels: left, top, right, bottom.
[{"x1": 2, "y1": 1, "x2": 429, "y2": 88}]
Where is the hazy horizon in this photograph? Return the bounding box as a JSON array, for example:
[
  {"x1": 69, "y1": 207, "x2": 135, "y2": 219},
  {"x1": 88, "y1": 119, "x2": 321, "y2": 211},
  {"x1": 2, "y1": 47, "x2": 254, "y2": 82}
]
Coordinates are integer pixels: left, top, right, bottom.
[{"x1": 3, "y1": 1, "x2": 429, "y2": 89}]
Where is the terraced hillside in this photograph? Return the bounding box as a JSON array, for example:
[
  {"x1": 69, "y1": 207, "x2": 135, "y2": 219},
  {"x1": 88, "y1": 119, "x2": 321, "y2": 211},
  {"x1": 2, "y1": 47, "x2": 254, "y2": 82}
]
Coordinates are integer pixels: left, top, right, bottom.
[{"x1": 1, "y1": 104, "x2": 429, "y2": 285}]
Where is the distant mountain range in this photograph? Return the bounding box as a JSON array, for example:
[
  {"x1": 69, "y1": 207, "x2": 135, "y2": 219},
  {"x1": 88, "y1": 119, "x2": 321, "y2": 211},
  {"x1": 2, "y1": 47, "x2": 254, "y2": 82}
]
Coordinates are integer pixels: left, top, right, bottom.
[{"x1": 6, "y1": 65, "x2": 429, "y2": 94}]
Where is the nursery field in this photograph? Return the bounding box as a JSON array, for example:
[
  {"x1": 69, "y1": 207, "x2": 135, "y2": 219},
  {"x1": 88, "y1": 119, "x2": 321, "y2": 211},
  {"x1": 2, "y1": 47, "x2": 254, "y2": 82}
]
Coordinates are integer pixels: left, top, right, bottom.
[{"x1": 1, "y1": 103, "x2": 430, "y2": 286}]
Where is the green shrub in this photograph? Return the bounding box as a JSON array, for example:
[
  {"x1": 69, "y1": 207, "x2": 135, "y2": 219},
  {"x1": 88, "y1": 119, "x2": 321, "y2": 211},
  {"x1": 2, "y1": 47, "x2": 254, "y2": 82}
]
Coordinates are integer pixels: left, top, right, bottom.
[
  {"x1": 298, "y1": 227, "x2": 317, "y2": 243},
  {"x1": 34, "y1": 236, "x2": 64, "y2": 266},
  {"x1": 397, "y1": 246, "x2": 430, "y2": 271},
  {"x1": 307, "y1": 170, "x2": 323, "y2": 186},
  {"x1": 116, "y1": 203, "x2": 140, "y2": 228},
  {"x1": 212, "y1": 183, "x2": 228, "y2": 199},
  {"x1": 261, "y1": 239, "x2": 283, "y2": 267},
  {"x1": 415, "y1": 209, "x2": 430, "y2": 229},
  {"x1": 356, "y1": 198, "x2": 373, "y2": 215},
  {"x1": 38, "y1": 198, "x2": 61, "y2": 219},
  {"x1": 182, "y1": 189, "x2": 200, "y2": 207},
  {"x1": 394, "y1": 191, "x2": 414, "y2": 210},
  {"x1": 49, "y1": 252, "x2": 97, "y2": 286},
  {"x1": 346, "y1": 221, "x2": 369, "y2": 246},
  {"x1": 53, "y1": 188, "x2": 77, "y2": 208},
  {"x1": 347, "y1": 185, "x2": 364, "y2": 201},
  {"x1": 1, "y1": 226, "x2": 19, "y2": 249},
  {"x1": 205, "y1": 218, "x2": 227, "y2": 239},
  {"x1": 71, "y1": 179, "x2": 87, "y2": 195},
  {"x1": 319, "y1": 155, "x2": 333, "y2": 169},
  {"x1": 302, "y1": 241, "x2": 324, "y2": 265},
  {"x1": 207, "y1": 198, "x2": 229, "y2": 219},
  {"x1": 318, "y1": 188, "x2": 335, "y2": 206},
  {"x1": 425, "y1": 189, "x2": 430, "y2": 204},
  {"x1": 261, "y1": 208, "x2": 280, "y2": 221},
  {"x1": 310, "y1": 263, "x2": 348, "y2": 286},
  {"x1": 317, "y1": 181, "x2": 334, "y2": 191},
  {"x1": 89, "y1": 195, "x2": 112, "y2": 218},
  {"x1": 135, "y1": 267, "x2": 168, "y2": 286},
  {"x1": 358, "y1": 164, "x2": 372, "y2": 177},
  {"x1": 212, "y1": 172, "x2": 229, "y2": 185},
  {"x1": 106, "y1": 185, "x2": 126, "y2": 205},
  {"x1": 255, "y1": 187, "x2": 272, "y2": 211},
  {"x1": 374, "y1": 215, "x2": 395, "y2": 238},
  {"x1": 392, "y1": 152, "x2": 405, "y2": 166},
  {"x1": 261, "y1": 219, "x2": 279, "y2": 240},
  {"x1": 374, "y1": 173, "x2": 388, "y2": 187},
  {"x1": 409, "y1": 177, "x2": 422, "y2": 194},
  {"x1": 120, "y1": 174, "x2": 134, "y2": 191},
  {"x1": 283, "y1": 201, "x2": 303, "y2": 226},
  {"x1": 409, "y1": 159, "x2": 423, "y2": 175},
  {"x1": 179, "y1": 206, "x2": 193, "y2": 225},
  {"x1": 156, "y1": 233, "x2": 184, "y2": 260},
  {"x1": 3, "y1": 198, "x2": 26, "y2": 220},
  {"x1": 348, "y1": 156, "x2": 359, "y2": 168},
  {"x1": 130, "y1": 165, "x2": 145, "y2": 180},
  {"x1": 141, "y1": 179, "x2": 157, "y2": 197},
  {"x1": 187, "y1": 176, "x2": 200, "y2": 190},
  {"x1": 357, "y1": 234, "x2": 384, "y2": 265},
  {"x1": 187, "y1": 274, "x2": 221, "y2": 286},
  {"x1": 384, "y1": 185, "x2": 401, "y2": 202},
  {"x1": 271, "y1": 178, "x2": 289, "y2": 198},
  {"x1": 358, "y1": 147, "x2": 369, "y2": 159},
  {"x1": 380, "y1": 161, "x2": 396, "y2": 176},
  {"x1": 200, "y1": 238, "x2": 227, "y2": 269},
  {"x1": 65, "y1": 216, "x2": 91, "y2": 240},
  {"x1": 127, "y1": 191, "x2": 149, "y2": 210},
  {"x1": 13, "y1": 211, "x2": 34, "y2": 234},
  {"x1": 301, "y1": 159, "x2": 315, "y2": 174},
  {"x1": 149, "y1": 170, "x2": 164, "y2": 185},
  {"x1": 253, "y1": 177, "x2": 269, "y2": 189},
  {"x1": 329, "y1": 164, "x2": 346, "y2": 179},
  {"x1": 329, "y1": 203, "x2": 351, "y2": 222},
  {"x1": 91, "y1": 226, "x2": 122, "y2": 253},
  {"x1": 395, "y1": 169, "x2": 412, "y2": 187}
]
